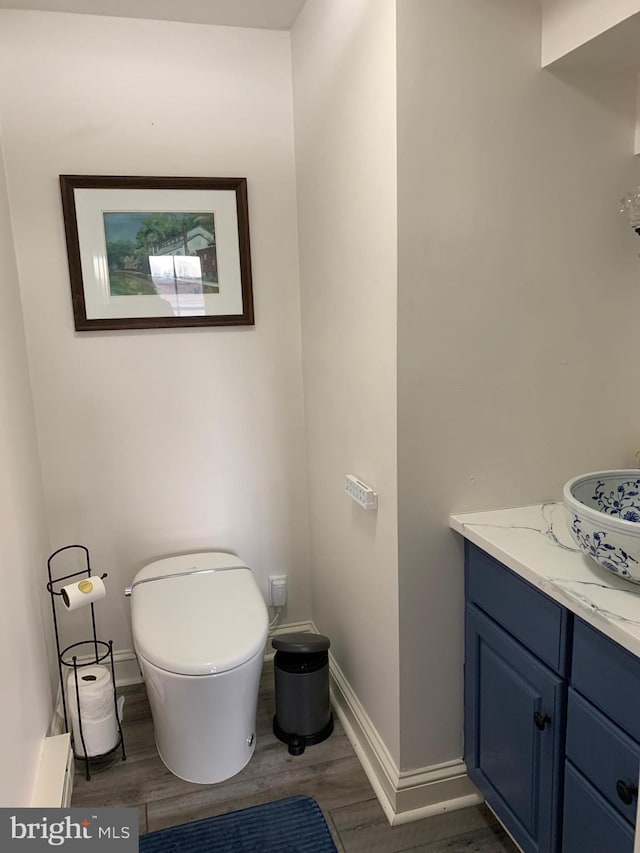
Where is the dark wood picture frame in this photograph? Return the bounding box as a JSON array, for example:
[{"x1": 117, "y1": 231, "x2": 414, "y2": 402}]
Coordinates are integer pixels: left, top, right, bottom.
[{"x1": 60, "y1": 175, "x2": 254, "y2": 331}]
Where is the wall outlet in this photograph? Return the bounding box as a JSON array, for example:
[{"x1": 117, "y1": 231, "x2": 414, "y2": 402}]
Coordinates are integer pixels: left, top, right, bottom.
[
  {"x1": 268, "y1": 575, "x2": 287, "y2": 607},
  {"x1": 345, "y1": 474, "x2": 378, "y2": 510}
]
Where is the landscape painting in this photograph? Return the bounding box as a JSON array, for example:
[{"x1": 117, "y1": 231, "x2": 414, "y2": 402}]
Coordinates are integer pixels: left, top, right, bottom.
[{"x1": 103, "y1": 211, "x2": 219, "y2": 298}]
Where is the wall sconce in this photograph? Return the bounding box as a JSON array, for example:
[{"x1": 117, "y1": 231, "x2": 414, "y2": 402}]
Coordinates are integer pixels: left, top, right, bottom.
[{"x1": 620, "y1": 188, "x2": 640, "y2": 239}]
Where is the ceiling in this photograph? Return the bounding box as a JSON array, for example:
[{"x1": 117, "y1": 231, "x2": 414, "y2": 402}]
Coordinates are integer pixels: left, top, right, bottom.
[{"x1": 0, "y1": 0, "x2": 308, "y2": 29}]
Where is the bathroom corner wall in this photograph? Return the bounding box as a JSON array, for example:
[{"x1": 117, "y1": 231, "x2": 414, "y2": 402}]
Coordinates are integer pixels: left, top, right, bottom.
[
  {"x1": 0, "y1": 128, "x2": 55, "y2": 805},
  {"x1": 541, "y1": 0, "x2": 640, "y2": 66},
  {"x1": 291, "y1": 0, "x2": 400, "y2": 764},
  {"x1": 0, "y1": 10, "x2": 311, "y2": 653},
  {"x1": 396, "y1": 0, "x2": 640, "y2": 770}
]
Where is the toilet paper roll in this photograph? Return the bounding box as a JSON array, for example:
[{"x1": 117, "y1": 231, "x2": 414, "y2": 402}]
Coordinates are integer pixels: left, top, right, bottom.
[
  {"x1": 61, "y1": 576, "x2": 106, "y2": 610},
  {"x1": 71, "y1": 709, "x2": 118, "y2": 758},
  {"x1": 67, "y1": 665, "x2": 113, "y2": 722},
  {"x1": 67, "y1": 667, "x2": 123, "y2": 757}
]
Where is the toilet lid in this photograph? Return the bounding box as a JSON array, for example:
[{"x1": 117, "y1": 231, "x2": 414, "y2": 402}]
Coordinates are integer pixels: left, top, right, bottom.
[{"x1": 131, "y1": 562, "x2": 268, "y2": 676}]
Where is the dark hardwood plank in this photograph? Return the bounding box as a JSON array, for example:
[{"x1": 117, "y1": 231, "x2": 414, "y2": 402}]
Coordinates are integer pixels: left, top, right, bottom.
[
  {"x1": 146, "y1": 754, "x2": 371, "y2": 828},
  {"x1": 407, "y1": 824, "x2": 517, "y2": 852},
  {"x1": 331, "y1": 800, "x2": 501, "y2": 853}
]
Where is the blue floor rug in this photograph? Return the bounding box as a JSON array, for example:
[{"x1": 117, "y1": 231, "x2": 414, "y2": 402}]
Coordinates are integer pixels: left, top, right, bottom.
[{"x1": 139, "y1": 795, "x2": 338, "y2": 853}]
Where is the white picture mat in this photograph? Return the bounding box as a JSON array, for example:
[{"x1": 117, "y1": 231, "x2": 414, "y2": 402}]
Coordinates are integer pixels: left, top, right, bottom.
[{"x1": 73, "y1": 188, "x2": 244, "y2": 319}]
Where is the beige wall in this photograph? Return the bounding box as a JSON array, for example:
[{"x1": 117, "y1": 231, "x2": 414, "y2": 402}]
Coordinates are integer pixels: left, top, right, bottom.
[
  {"x1": 542, "y1": 0, "x2": 640, "y2": 65},
  {"x1": 292, "y1": 0, "x2": 400, "y2": 762},
  {"x1": 397, "y1": 0, "x2": 640, "y2": 770},
  {"x1": 0, "y1": 131, "x2": 55, "y2": 805},
  {"x1": 0, "y1": 10, "x2": 310, "y2": 654}
]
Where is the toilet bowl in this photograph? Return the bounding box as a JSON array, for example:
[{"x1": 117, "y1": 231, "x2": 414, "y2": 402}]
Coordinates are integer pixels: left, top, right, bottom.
[{"x1": 130, "y1": 552, "x2": 268, "y2": 784}]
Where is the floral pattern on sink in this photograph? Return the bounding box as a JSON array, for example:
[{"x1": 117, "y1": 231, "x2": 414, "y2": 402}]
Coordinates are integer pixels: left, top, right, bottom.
[
  {"x1": 570, "y1": 515, "x2": 639, "y2": 580},
  {"x1": 593, "y1": 478, "x2": 640, "y2": 522}
]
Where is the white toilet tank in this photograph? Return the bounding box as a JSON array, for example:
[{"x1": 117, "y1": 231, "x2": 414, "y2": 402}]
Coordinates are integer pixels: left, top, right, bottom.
[{"x1": 130, "y1": 552, "x2": 268, "y2": 783}]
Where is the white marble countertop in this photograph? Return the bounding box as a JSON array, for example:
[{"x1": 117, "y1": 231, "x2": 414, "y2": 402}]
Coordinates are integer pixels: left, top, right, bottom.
[{"x1": 450, "y1": 503, "x2": 640, "y2": 658}]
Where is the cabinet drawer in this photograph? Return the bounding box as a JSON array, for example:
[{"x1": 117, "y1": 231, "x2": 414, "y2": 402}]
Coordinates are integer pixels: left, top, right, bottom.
[
  {"x1": 566, "y1": 688, "x2": 640, "y2": 826},
  {"x1": 572, "y1": 618, "x2": 640, "y2": 743},
  {"x1": 465, "y1": 542, "x2": 569, "y2": 674},
  {"x1": 562, "y1": 761, "x2": 634, "y2": 853}
]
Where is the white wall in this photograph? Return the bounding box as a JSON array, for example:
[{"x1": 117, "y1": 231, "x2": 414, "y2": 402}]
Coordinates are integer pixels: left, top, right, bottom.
[
  {"x1": 292, "y1": 0, "x2": 400, "y2": 763},
  {"x1": 0, "y1": 10, "x2": 310, "y2": 654},
  {"x1": 542, "y1": 0, "x2": 640, "y2": 65},
  {"x1": 396, "y1": 0, "x2": 640, "y2": 770},
  {"x1": 0, "y1": 130, "x2": 55, "y2": 805}
]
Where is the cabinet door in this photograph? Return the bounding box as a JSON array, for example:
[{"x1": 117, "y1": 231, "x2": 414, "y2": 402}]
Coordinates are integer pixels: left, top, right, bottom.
[{"x1": 465, "y1": 604, "x2": 565, "y2": 853}]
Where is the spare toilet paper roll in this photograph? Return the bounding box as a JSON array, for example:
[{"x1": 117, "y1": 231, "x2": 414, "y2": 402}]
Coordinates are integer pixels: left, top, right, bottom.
[
  {"x1": 67, "y1": 665, "x2": 113, "y2": 721},
  {"x1": 71, "y1": 711, "x2": 119, "y2": 758},
  {"x1": 67, "y1": 666, "x2": 121, "y2": 757},
  {"x1": 61, "y1": 575, "x2": 106, "y2": 610}
]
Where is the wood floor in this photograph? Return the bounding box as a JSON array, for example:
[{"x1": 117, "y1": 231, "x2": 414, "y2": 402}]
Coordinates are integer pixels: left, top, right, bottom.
[{"x1": 71, "y1": 662, "x2": 517, "y2": 852}]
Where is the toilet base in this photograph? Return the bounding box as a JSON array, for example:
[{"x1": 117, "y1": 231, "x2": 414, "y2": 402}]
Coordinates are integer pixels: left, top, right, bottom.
[
  {"x1": 139, "y1": 649, "x2": 263, "y2": 784},
  {"x1": 273, "y1": 713, "x2": 334, "y2": 756}
]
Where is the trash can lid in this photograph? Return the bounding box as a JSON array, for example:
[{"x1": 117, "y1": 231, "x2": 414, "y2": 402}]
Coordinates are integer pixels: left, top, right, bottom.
[{"x1": 272, "y1": 632, "x2": 330, "y2": 653}]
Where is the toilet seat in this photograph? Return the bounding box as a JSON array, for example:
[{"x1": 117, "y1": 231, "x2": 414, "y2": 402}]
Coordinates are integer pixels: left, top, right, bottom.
[{"x1": 131, "y1": 556, "x2": 268, "y2": 676}]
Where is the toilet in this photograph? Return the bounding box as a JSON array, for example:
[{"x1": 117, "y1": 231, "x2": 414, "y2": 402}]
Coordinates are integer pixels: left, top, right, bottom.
[{"x1": 129, "y1": 551, "x2": 268, "y2": 784}]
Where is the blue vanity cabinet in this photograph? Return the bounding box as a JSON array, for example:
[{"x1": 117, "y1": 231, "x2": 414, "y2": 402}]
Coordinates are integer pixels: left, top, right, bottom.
[
  {"x1": 465, "y1": 543, "x2": 569, "y2": 853},
  {"x1": 464, "y1": 541, "x2": 640, "y2": 853}
]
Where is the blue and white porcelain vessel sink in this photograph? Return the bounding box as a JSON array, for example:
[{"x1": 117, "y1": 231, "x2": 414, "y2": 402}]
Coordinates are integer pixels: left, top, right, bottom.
[{"x1": 563, "y1": 470, "x2": 640, "y2": 584}]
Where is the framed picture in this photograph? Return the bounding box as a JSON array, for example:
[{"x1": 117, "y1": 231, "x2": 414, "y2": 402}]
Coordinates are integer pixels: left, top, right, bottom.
[{"x1": 59, "y1": 175, "x2": 254, "y2": 331}]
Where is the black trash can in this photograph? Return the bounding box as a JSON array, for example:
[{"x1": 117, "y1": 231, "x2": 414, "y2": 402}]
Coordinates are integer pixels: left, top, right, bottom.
[{"x1": 272, "y1": 632, "x2": 334, "y2": 755}]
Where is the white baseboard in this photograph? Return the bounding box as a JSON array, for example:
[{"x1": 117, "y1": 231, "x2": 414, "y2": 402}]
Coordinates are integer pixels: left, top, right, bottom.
[
  {"x1": 108, "y1": 649, "x2": 143, "y2": 686},
  {"x1": 320, "y1": 628, "x2": 482, "y2": 826}
]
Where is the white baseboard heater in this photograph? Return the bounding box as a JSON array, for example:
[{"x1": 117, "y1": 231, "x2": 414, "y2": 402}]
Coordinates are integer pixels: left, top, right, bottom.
[{"x1": 32, "y1": 733, "x2": 74, "y2": 807}]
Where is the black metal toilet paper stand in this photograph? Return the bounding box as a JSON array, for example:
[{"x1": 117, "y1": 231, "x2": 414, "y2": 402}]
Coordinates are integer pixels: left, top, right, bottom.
[{"x1": 46, "y1": 544, "x2": 126, "y2": 781}]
